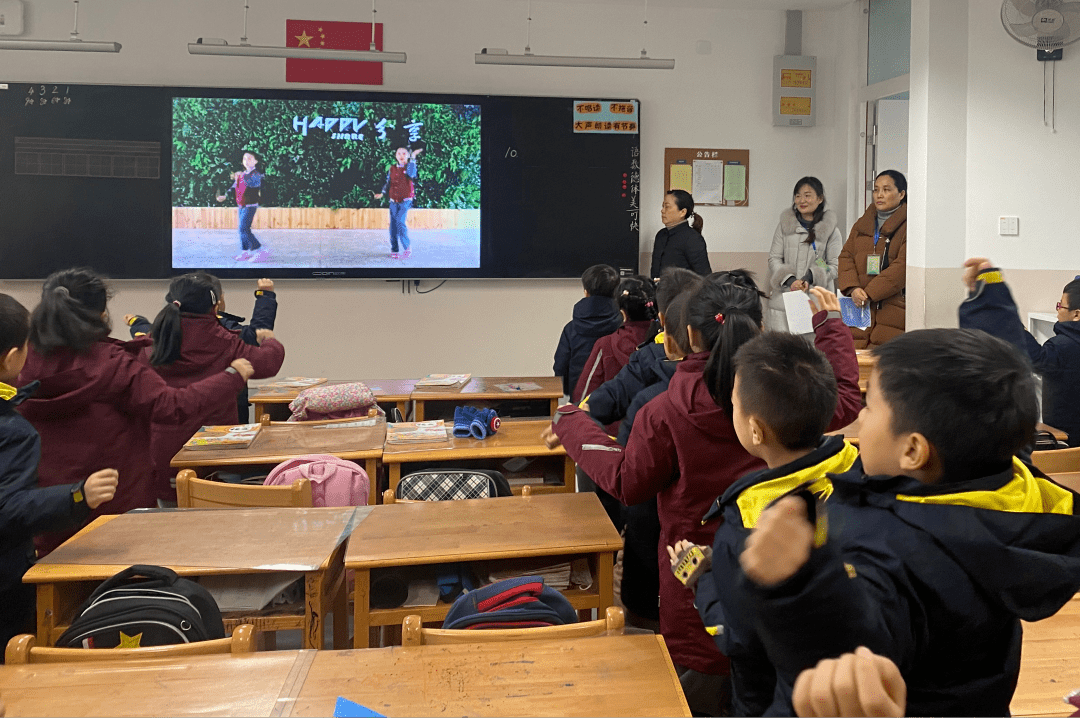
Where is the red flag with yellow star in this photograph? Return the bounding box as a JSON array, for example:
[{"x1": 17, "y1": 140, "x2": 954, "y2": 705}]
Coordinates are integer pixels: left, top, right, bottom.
[{"x1": 285, "y1": 20, "x2": 383, "y2": 85}]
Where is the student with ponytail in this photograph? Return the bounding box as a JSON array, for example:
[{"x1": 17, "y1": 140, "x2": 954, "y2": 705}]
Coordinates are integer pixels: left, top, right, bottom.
[
  {"x1": 572, "y1": 275, "x2": 657, "y2": 405},
  {"x1": 17, "y1": 268, "x2": 257, "y2": 555},
  {"x1": 141, "y1": 272, "x2": 285, "y2": 501},
  {"x1": 545, "y1": 275, "x2": 862, "y2": 716},
  {"x1": 650, "y1": 189, "x2": 712, "y2": 279}
]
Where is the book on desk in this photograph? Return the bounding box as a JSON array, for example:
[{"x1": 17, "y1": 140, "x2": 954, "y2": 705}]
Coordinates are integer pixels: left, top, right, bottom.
[
  {"x1": 415, "y1": 373, "x2": 471, "y2": 387},
  {"x1": 183, "y1": 423, "x2": 263, "y2": 450}
]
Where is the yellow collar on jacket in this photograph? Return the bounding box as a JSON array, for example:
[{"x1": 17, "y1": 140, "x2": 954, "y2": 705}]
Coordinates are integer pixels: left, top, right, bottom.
[
  {"x1": 896, "y1": 458, "x2": 1073, "y2": 515},
  {"x1": 736, "y1": 441, "x2": 860, "y2": 529},
  {"x1": 0, "y1": 382, "x2": 15, "y2": 401}
]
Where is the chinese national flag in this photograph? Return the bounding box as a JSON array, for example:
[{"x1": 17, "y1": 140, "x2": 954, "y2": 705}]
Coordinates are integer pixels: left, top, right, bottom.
[{"x1": 285, "y1": 20, "x2": 384, "y2": 85}]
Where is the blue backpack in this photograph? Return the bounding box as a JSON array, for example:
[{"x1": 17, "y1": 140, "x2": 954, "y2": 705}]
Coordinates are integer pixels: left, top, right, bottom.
[{"x1": 442, "y1": 576, "x2": 578, "y2": 630}]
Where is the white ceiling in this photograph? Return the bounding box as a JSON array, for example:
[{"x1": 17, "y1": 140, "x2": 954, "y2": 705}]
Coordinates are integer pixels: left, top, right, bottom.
[{"x1": 524, "y1": 0, "x2": 854, "y2": 9}]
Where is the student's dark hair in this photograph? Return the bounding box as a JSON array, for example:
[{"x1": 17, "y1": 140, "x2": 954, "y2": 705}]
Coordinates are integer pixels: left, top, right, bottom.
[
  {"x1": 1063, "y1": 278, "x2": 1080, "y2": 312},
  {"x1": 616, "y1": 276, "x2": 657, "y2": 322},
  {"x1": 875, "y1": 169, "x2": 907, "y2": 204},
  {"x1": 29, "y1": 268, "x2": 112, "y2": 354},
  {"x1": 792, "y1": 176, "x2": 827, "y2": 246},
  {"x1": 242, "y1": 149, "x2": 262, "y2": 166},
  {"x1": 707, "y1": 269, "x2": 766, "y2": 298},
  {"x1": 0, "y1": 293, "x2": 31, "y2": 354},
  {"x1": 662, "y1": 291, "x2": 694, "y2": 356},
  {"x1": 581, "y1": 264, "x2": 619, "y2": 298},
  {"x1": 205, "y1": 274, "x2": 224, "y2": 302},
  {"x1": 149, "y1": 272, "x2": 219, "y2": 366},
  {"x1": 667, "y1": 189, "x2": 704, "y2": 235},
  {"x1": 734, "y1": 333, "x2": 838, "y2": 450},
  {"x1": 655, "y1": 267, "x2": 704, "y2": 315},
  {"x1": 871, "y1": 328, "x2": 1037, "y2": 483},
  {"x1": 686, "y1": 281, "x2": 764, "y2": 411}
]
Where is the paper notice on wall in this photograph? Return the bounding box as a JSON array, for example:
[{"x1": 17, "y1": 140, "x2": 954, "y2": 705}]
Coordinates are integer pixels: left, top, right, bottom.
[
  {"x1": 669, "y1": 164, "x2": 693, "y2": 193},
  {"x1": 723, "y1": 164, "x2": 747, "y2": 203},
  {"x1": 782, "y1": 290, "x2": 815, "y2": 335},
  {"x1": 692, "y1": 160, "x2": 724, "y2": 205}
]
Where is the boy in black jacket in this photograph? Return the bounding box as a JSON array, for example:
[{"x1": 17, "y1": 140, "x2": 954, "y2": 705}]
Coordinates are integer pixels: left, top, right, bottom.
[
  {"x1": 553, "y1": 264, "x2": 620, "y2": 399},
  {"x1": 958, "y1": 258, "x2": 1080, "y2": 446},
  {"x1": 126, "y1": 276, "x2": 278, "y2": 422},
  {"x1": 0, "y1": 293, "x2": 118, "y2": 656},
  {"x1": 739, "y1": 328, "x2": 1080, "y2": 716}
]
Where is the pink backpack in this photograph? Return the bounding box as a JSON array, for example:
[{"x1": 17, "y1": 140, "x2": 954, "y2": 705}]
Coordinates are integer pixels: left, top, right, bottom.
[{"x1": 263, "y1": 454, "x2": 370, "y2": 506}]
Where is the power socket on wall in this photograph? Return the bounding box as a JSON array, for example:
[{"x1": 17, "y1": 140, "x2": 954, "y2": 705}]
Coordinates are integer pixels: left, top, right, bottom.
[
  {"x1": 0, "y1": 0, "x2": 25, "y2": 36},
  {"x1": 998, "y1": 216, "x2": 1019, "y2": 236}
]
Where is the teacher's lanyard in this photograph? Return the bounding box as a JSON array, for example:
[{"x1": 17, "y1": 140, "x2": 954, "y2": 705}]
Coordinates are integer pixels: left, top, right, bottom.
[{"x1": 873, "y1": 219, "x2": 881, "y2": 251}]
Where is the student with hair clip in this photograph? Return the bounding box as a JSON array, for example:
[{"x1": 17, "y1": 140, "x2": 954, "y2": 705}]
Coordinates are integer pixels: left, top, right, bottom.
[
  {"x1": 650, "y1": 189, "x2": 712, "y2": 279},
  {"x1": 767, "y1": 176, "x2": 844, "y2": 331},
  {"x1": 544, "y1": 279, "x2": 861, "y2": 716},
  {"x1": 141, "y1": 272, "x2": 285, "y2": 501},
  {"x1": 572, "y1": 275, "x2": 657, "y2": 406},
  {"x1": 17, "y1": 268, "x2": 256, "y2": 554}
]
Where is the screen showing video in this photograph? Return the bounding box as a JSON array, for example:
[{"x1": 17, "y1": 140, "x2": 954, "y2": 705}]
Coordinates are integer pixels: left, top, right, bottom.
[{"x1": 171, "y1": 98, "x2": 481, "y2": 270}]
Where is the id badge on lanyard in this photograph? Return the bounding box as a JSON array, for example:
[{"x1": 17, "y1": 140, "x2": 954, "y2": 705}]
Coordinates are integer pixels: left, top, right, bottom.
[{"x1": 867, "y1": 226, "x2": 883, "y2": 276}]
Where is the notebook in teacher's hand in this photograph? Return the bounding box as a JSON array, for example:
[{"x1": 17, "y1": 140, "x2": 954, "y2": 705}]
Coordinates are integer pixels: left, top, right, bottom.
[
  {"x1": 183, "y1": 423, "x2": 263, "y2": 450},
  {"x1": 839, "y1": 297, "x2": 872, "y2": 330},
  {"x1": 415, "y1": 373, "x2": 471, "y2": 387}
]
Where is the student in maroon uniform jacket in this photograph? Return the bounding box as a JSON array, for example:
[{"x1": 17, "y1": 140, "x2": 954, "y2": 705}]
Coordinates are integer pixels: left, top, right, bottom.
[
  {"x1": 141, "y1": 272, "x2": 285, "y2": 502},
  {"x1": 17, "y1": 269, "x2": 255, "y2": 555},
  {"x1": 546, "y1": 281, "x2": 861, "y2": 716},
  {"x1": 573, "y1": 276, "x2": 656, "y2": 407}
]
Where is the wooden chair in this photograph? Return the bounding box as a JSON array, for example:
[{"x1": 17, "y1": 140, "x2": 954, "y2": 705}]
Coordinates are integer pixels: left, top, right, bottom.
[
  {"x1": 1032, "y1": 447, "x2": 1080, "y2": 475},
  {"x1": 5, "y1": 624, "x2": 256, "y2": 664},
  {"x1": 382, "y1": 485, "x2": 531, "y2": 504},
  {"x1": 175, "y1": 469, "x2": 313, "y2": 508},
  {"x1": 401, "y1": 606, "x2": 624, "y2": 646}
]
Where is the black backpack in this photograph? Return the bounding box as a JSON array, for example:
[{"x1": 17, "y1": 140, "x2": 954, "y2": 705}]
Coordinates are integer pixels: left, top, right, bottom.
[{"x1": 56, "y1": 565, "x2": 225, "y2": 649}]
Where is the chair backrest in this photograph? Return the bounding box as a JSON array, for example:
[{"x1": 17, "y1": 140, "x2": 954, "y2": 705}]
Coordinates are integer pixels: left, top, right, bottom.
[
  {"x1": 401, "y1": 606, "x2": 624, "y2": 646},
  {"x1": 1032, "y1": 447, "x2": 1080, "y2": 475},
  {"x1": 5, "y1": 624, "x2": 256, "y2": 664},
  {"x1": 395, "y1": 469, "x2": 512, "y2": 501},
  {"x1": 384, "y1": 485, "x2": 531, "y2": 504},
  {"x1": 175, "y1": 469, "x2": 313, "y2": 508}
]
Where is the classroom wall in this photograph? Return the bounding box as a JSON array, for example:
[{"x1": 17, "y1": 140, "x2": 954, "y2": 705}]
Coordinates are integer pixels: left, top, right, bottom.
[
  {"x1": 0, "y1": 0, "x2": 858, "y2": 378},
  {"x1": 911, "y1": 0, "x2": 1080, "y2": 329}
]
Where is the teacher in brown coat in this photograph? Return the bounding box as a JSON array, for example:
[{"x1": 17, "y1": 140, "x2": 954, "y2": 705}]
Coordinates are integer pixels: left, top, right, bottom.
[{"x1": 837, "y1": 170, "x2": 907, "y2": 348}]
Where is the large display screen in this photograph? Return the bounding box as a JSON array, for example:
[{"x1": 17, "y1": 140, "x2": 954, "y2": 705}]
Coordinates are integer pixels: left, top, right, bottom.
[{"x1": 171, "y1": 98, "x2": 481, "y2": 270}]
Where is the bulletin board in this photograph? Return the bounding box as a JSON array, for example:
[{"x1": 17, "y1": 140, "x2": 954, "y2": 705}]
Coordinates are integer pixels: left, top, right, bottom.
[{"x1": 663, "y1": 147, "x2": 750, "y2": 207}]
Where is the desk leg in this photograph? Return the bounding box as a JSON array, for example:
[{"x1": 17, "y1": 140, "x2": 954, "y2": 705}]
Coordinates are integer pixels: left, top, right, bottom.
[
  {"x1": 550, "y1": 398, "x2": 558, "y2": 417},
  {"x1": 598, "y1": 551, "x2": 615, "y2": 614},
  {"x1": 304, "y1": 571, "x2": 324, "y2": 650},
  {"x1": 389, "y1": 464, "x2": 401, "y2": 495},
  {"x1": 332, "y1": 577, "x2": 348, "y2": 650},
  {"x1": 414, "y1": 401, "x2": 425, "y2": 422},
  {"x1": 396, "y1": 401, "x2": 409, "y2": 421},
  {"x1": 36, "y1": 584, "x2": 58, "y2": 646},
  {"x1": 366, "y1": 459, "x2": 378, "y2": 506},
  {"x1": 252, "y1": 401, "x2": 265, "y2": 423},
  {"x1": 563, "y1": 457, "x2": 575, "y2": 493},
  {"x1": 353, "y1": 570, "x2": 371, "y2": 649}
]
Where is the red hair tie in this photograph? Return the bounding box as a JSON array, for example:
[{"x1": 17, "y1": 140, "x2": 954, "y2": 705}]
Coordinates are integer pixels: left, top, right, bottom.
[{"x1": 715, "y1": 312, "x2": 725, "y2": 324}]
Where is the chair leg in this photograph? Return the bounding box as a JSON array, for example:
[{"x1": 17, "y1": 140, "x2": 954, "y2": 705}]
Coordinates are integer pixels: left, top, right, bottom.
[{"x1": 332, "y1": 583, "x2": 348, "y2": 650}]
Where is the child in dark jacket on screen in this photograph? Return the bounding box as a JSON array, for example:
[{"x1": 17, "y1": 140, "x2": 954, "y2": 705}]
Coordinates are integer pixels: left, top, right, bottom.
[
  {"x1": 668, "y1": 330, "x2": 859, "y2": 716},
  {"x1": 17, "y1": 269, "x2": 255, "y2": 554},
  {"x1": 546, "y1": 283, "x2": 861, "y2": 715},
  {"x1": 0, "y1": 293, "x2": 118, "y2": 655},
  {"x1": 738, "y1": 327, "x2": 1080, "y2": 717},
  {"x1": 553, "y1": 264, "x2": 620, "y2": 399}
]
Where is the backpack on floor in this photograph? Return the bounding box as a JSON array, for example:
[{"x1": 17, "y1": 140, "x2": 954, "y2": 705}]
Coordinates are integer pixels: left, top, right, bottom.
[
  {"x1": 264, "y1": 454, "x2": 370, "y2": 506},
  {"x1": 55, "y1": 565, "x2": 224, "y2": 649},
  {"x1": 442, "y1": 576, "x2": 578, "y2": 630}
]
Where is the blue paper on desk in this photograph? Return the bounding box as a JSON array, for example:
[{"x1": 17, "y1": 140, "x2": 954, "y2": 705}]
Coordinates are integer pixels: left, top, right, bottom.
[
  {"x1": 839, "y1": 297, "x2": 871, "y2": 330},
  {"x1": 334, "y1": 697, "x2": 385, "y2": 718}
]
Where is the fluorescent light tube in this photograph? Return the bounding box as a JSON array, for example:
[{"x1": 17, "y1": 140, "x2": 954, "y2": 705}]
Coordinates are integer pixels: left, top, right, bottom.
[
  {"x1": 188, "y1": 42, "x2": 406, "y2": 63},
  {"x1": 0, "y1": 39, "x2": 121, "y2": 52},
  {"x1": 474, "y1": 52, "x2": 674, "y2": 69}
]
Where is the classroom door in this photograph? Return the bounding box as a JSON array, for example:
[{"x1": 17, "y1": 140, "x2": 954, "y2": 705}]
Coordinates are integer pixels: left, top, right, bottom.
[{"x1": 864, "y1": 93, "x2": 909, "y2": 208}]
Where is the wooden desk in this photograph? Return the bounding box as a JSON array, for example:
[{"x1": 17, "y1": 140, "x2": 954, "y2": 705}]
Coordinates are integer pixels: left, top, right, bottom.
[
  {"x1": 412, "y1": 376, "x2": 563, "y2": 421},
  {"x1": 856, "y1": 349, "x2": 874, "y2": 394},
  {"x1": 1040, "y1": 423, "x2": 1069, "y2": 443},
  {"x1": 345, "y1": 492, "x2": 623, "y2": 648},
  {"x1": 1012, "y1": 594, "x2": 1080, "y2": 717},
  {"x1": 24, "y1": 508, "x2": 357, "y2": 650},
  {"x1": 828, "y1": 418, "x2": 861, "y2": 446},
  {"x1": 171, "y1": 420, "x2": 385, "y2": 505},
  {"x1": 383, "y1": 418, "x2": 573, "y2": 495},
  {"x1": 1050, "y1": 472, "x2": 1080, "y2": 494},
  {"x1": 250, "y1": 379, "x2": 416, "y2": 422},
  {"x1": 0, "y1": 634, "x2": 690, "y2": 717}
]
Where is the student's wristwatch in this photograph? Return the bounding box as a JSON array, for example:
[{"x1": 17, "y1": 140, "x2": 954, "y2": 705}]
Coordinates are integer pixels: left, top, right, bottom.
[
  {"x1": 71, "y1": 480, "x2": 88, "y2": 507},
  {"x1": 225, "y1": 367, "x2": 239, "y2": 376}
]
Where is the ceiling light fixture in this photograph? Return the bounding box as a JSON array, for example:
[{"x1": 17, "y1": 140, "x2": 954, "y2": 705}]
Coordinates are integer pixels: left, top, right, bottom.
[
  {"x1": 0, "y1": 1, "x2": 121, "y2": 53},
  {"x1": 189, "y1": 0, "x2": 406, "y2": 64},
  {"x1": 475, "y1": 0, "x2": 673, "y2": 70}
]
